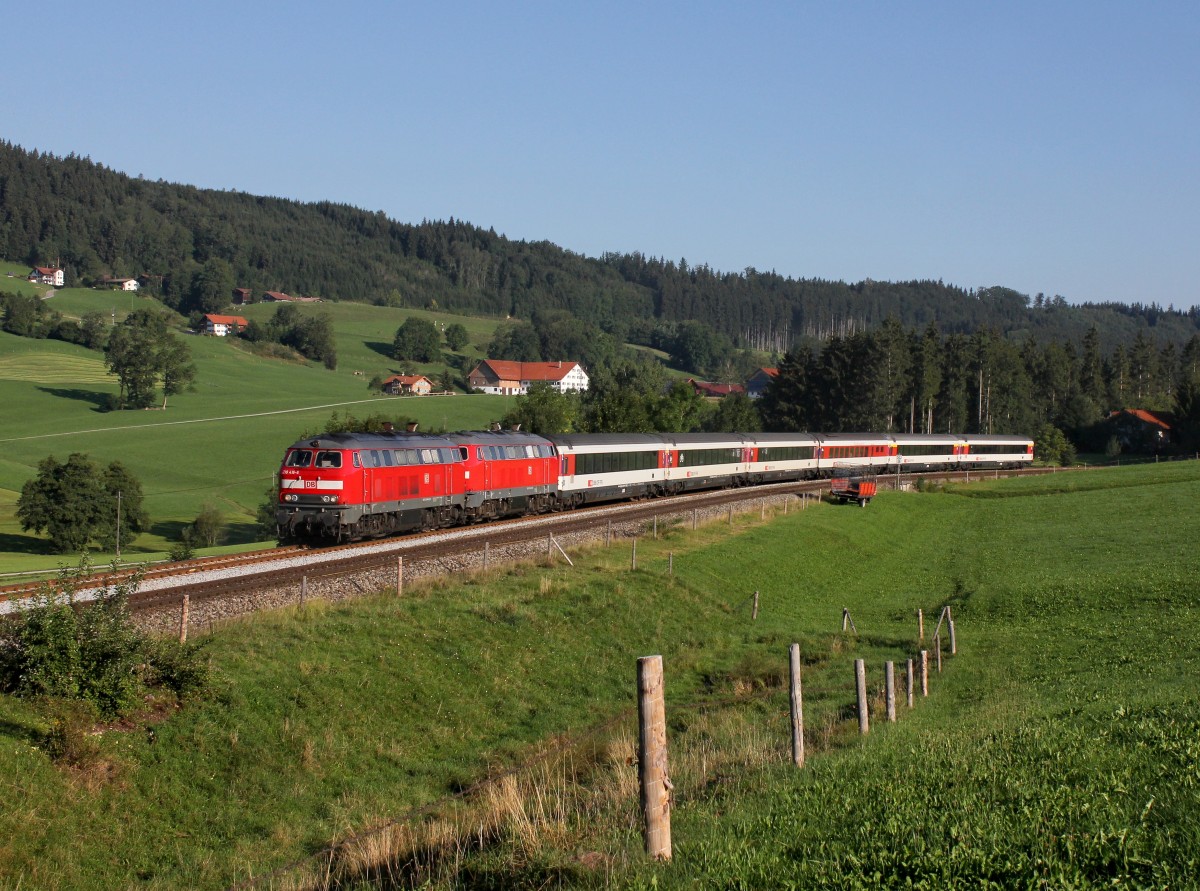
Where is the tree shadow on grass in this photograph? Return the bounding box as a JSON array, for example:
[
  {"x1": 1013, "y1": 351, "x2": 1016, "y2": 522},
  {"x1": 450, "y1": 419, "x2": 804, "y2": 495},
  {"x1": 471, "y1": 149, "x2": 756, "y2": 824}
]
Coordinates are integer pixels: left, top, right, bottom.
[
  {"x1": 36, "y1": 387, "x2": 112, "y2": 412},
  {"x1": 365, "y1": 341, "x2": 394, "y2": 360},
  {"x1": 0, "y1": 531, "x2": 59, "y2": 556},
  {"x1": 149, "y1": 520, "x2": 188, "y2": 542},
  {"x1": 0, "y1": 717, "x2": 44, "y2": 748}
]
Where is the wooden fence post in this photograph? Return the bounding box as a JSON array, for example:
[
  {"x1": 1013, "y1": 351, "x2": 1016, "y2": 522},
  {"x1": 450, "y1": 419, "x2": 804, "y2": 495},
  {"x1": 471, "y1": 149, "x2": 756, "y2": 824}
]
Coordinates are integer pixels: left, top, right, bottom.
[
  {"x1": 396, "y1": 556, "x2": 403, "y2": 596},
  {"x1": 918, "y1": 608, "x2": 924, "y2": 642},
  {"x1": 653, "y1": 516, "x2": 658, "y2": 539},
  {"x1": 547, "y1": 533, "x2": 553, "y2": 560},
  {"x1": 607, "y1": 520, "x2": 612, "y2": 548},
  {"x1": 934, "y1": 633, "x2": 943, "y2": 672},
  {"x1": 752, "y1": 590, "x2": 759, "y2": 620},
  {"x1": 668, "y1": 552, "x2": 673, "y2": 576},
  {"x1": 637, "y1": 655, "x2": 672, "y2": 860},
  {"x1": 949, "y1": 618, "x2": 957, "y2": 655},
  {"x1": 178, "y1": 594, "x2": 189, "y2": 644},
  {"x1": 692, "y1": 508, "x2": 698, "y2": 531},
  {"x1": 728, "y1": 504, "x2": 734, "y2": 525},
  {"x1": 300, "y1": 574, "x2": 308, "y2": 606},
  {"x1": 784, "y1": 497, "x2": 789, "y2": 515},
  {"x1": 919, "y1": 650, "x2": 929, "y2": 696},
  {"x1": 483, "y1": 541, "x2": 489, "y2": 571},
  {"x1": 885, "y1": 660, "x2": 896, "y2": 722},
  {"x1": 906, "y1": 658, "x2": 915, "y2": 708},
  {"x1": 761, "y1": 499, "x2": 766, "y2": 520},
  {"x1": 855, "y1": 659, "x2": 869, "y2": 734},
  {"x1": 789, "y1": 644, "x2": 805, "y2": 767},
  {"x1": 631, "y1": 538, "x2": 638, "y2": 571}
]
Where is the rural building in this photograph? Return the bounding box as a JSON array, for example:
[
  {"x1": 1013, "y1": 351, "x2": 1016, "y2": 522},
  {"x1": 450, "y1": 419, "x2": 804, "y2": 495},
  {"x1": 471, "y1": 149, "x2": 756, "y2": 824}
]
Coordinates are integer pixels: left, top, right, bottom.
[
  {"x1": 745, "y1": 367, "x2": 778, "y2": 399},
  {"x1": 262, "y1": 291, "x2": 322, "y2": 303},
  {"x1": 96, "y1": 277, "x2": 140, "y2": 291},
  {"x1": 381, "y1": 374, "x2": 435, "y2": 395},
  {"x1": 1107, "y1": 408, "x2": 1172, "y2": 453},
  {"x1": 28, "y1": 266, "x2": 64, "y2": 287},
  {"x1": 231, "y1": 287, "x2": 253, "y2": 305},
  {"x1": 203, "y1": 313, "x2": 249, "y2": 336},
  {"x1": 467, "y1": 360, "x2": 589, "y2": 395},
  {"x1": 688, "y1": 379, "x2": 745, "y2": 399}
]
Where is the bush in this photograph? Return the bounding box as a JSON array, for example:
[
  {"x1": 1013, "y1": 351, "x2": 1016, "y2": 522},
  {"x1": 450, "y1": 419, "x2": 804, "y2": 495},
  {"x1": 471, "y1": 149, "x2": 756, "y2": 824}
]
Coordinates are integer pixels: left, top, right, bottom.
[
  {"x1": 143, "y1": 637, "x2": 212, "y2": 699},
  {"x1": 0, "y1": 558, "x2": 212, "y2": 719},
  {"x1": 41, "y1": 698, "x2": 103, "y2": 768}
]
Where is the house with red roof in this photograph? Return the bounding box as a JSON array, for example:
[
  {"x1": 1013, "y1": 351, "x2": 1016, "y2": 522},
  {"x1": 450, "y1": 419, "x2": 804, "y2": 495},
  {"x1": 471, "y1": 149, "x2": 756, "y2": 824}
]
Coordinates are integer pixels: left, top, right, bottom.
[
  {"x1": 688, "y1": 379, "x2": 746, "y2": 399},
  {"x1": 467, "y1": 360, "x2": 589, "y2": 395},
  {"x1": 382, "y1": 374, "x2": 434, "y2": 396},
  {"x1": 745, "y1": 367, "x2": 779, "y2": 399},
  {"x1": 203, "y1": 314, "x2": 249, "y2": 337},
  {"x1": 96, "y1": 276, "x2": 140, "y2": 291},
  {"x1": 28, "y1": 266, "x2": 64, "y2": 287},
  {"x1": 1107, "y1": 408, "x2": 1172, "y2": 453}
]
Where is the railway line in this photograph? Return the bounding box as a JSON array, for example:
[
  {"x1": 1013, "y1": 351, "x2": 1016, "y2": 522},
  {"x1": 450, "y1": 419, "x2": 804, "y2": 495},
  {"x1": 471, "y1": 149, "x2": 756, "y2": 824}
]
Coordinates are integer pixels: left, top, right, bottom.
[{"x1": 1, "y1": 467, "x2": 1057, "y2": 630}]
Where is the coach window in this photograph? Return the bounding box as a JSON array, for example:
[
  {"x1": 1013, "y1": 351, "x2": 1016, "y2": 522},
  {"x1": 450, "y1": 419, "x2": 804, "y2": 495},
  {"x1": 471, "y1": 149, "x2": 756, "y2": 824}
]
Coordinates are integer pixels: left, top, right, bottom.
[
  {"x1": 352, "y1": 452, "x2": 361, "y2": 468},
  {"x1": 381, "y1": 449, "x2": 394, "y2": 467}
]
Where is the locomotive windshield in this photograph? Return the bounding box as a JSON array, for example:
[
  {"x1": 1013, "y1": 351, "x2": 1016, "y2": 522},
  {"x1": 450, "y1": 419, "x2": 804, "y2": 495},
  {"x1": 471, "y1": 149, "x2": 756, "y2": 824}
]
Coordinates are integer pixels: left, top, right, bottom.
[
  {"x1": 284, "y1": 450, "x2": 342, "y2": 468},
  {"x1": 284, "y1": 450, "x2": 312, "y2": 468}
]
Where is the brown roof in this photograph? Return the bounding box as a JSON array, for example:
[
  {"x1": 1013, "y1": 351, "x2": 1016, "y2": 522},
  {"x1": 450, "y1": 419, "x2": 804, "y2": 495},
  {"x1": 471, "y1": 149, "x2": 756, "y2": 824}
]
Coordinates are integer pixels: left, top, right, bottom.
[
  {"x1": 472, "y1": 360, "x2": 581, "y2": 382},
  {"x1": 382, "y1": 374, "x2": 433, "y2": 386},
  {"x1": 689, "y1": 379, "x2": 746, "y2": 397},
  {"x1": 32, "y1": 266, "x2": 61, "y2": 275},
  {"x1": 205, "y1": 314, "x2": 249, "y2": 326}
]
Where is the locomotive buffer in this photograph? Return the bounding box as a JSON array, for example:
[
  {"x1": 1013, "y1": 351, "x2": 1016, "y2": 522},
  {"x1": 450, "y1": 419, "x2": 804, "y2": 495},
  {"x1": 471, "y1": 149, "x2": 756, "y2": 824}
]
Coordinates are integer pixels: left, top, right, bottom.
[{"x1": 829, "y1": 464, "x2": 878, "y2": 507}]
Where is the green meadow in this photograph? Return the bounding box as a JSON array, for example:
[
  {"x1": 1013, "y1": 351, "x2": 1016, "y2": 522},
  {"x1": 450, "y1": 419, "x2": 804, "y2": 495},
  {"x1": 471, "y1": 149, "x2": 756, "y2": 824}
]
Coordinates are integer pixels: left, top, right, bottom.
[
  {"x1": 0, "y1": 293, "x2": 514, "y2": 571},
  {"x1": 0, "y1": 463, "x2": 1196, "y2": 889}
]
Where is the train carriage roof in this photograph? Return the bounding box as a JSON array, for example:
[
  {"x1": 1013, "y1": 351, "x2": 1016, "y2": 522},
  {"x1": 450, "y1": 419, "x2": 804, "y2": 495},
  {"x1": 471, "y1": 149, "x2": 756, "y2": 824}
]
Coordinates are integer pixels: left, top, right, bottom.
[
  {"x1": 547, "y1": 433, "x2": 669, "y2": 451},
  {"x1": 890, "y1": 433, "x2": 966, "y2": 444},
  {"x1": 815, "y1": 433, "x2": 897, "y2": 443},
  {"x1": 960, "y1": 434, "x2": 1034, "y2": 444},
  {"x1": 745, "y1": 432, "x2": 822, "y2": 445}
]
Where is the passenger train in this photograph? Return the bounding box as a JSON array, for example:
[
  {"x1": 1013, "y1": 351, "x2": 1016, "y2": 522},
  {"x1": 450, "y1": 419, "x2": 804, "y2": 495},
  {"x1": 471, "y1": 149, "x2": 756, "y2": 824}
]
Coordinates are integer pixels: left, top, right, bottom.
[{"x1": 275, "y1": 428, "x2": 1034, "y2": 543}]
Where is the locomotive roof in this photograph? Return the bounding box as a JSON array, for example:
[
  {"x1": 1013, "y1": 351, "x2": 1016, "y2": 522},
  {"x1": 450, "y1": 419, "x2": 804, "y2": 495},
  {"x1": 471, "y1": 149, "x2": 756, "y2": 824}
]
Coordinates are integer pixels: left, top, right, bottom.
[
  {"x1": 446, "y1": 430, "x2": 555, "y2": 446},
  {"x1": 285, "y1": 431, "x2": 461, "y2": 450}
]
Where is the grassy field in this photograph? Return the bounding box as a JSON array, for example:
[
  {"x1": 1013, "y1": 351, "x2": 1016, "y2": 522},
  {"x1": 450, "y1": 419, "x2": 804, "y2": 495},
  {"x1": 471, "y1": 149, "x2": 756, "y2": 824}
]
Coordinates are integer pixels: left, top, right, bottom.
[
  {"x1": 0, "y1": 463, "x2": 1196, "y2": 889},
  {"x1": 0, "y1": 294, "x2": 515, "y2": 571}
]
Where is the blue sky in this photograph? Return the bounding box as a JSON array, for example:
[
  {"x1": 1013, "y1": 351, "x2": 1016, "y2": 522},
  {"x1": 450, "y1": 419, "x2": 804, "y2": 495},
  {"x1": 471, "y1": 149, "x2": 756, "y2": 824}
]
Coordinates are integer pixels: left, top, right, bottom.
[{"x1": 5, "y1": 1, "x2": 1197, "y2": 307}]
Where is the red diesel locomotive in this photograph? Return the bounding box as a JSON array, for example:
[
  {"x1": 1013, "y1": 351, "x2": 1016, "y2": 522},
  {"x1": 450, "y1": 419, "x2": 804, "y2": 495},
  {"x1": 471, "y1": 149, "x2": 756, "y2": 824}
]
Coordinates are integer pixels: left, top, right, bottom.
[{"x1": 275, "y1": 428, "x2": 1033, "y2": 543}]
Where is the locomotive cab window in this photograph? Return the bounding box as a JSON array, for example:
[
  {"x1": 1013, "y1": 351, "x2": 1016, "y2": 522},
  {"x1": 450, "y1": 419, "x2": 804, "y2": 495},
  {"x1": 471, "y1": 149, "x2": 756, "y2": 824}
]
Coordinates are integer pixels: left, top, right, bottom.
[
  {"x1": 285, "y1": 450, "x2": 313, "y2": 468},
  {"x1": 314, "y1": 451, "x2": 342, "y2": 469}
]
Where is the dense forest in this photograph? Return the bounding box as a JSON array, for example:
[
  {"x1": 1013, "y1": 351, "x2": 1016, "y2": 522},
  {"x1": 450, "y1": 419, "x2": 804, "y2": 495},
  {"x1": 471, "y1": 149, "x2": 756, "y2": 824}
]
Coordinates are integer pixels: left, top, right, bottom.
[{"x1": 3, "y1": 141, "x2": 1197, "y2": 353}]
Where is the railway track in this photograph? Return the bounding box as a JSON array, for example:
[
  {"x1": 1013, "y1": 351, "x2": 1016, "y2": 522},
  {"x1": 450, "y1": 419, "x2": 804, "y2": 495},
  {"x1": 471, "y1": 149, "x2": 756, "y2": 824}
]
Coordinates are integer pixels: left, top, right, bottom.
[{"x1": 1, "y1": 466, "x2": 1058, "y2": 622}]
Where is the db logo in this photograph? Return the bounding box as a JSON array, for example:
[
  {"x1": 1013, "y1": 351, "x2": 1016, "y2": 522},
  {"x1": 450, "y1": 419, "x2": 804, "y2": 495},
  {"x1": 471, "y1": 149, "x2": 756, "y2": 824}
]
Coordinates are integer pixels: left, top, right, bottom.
[{"x1": 304, "y1": 480, "x2": 317, "y2": 489}]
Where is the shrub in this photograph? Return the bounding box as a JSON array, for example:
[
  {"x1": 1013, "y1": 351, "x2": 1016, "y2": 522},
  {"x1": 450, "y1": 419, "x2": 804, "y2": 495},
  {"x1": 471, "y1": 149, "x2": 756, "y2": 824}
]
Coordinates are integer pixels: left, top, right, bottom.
[{"x1": 0, "y1": 557, "x2": 212, "y2": 719}]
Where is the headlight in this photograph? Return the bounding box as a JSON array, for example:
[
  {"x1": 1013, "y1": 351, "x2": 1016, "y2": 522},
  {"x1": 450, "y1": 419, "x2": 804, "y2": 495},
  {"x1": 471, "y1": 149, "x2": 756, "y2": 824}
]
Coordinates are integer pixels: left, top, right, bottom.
[{"x1": 285, "y1": 494, "x2": 298, "y2": 502}]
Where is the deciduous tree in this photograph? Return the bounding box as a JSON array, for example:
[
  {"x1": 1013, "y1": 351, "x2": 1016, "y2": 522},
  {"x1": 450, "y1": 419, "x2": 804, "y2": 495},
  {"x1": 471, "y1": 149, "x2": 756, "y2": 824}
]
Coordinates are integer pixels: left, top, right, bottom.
[
  {"x1": 17, "y1": 455, "x2": 147, "y2": 553},
  {"x1": 393, "y1": 317, "x2": 442, "y2": 362}
]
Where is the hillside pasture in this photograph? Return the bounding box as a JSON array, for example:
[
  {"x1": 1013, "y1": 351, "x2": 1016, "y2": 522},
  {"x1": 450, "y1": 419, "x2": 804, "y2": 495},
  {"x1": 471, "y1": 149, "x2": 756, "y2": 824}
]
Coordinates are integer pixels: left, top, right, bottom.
[
  {"x1": 0, "y1": 464, "x2": 1196, "y2": 888},
  {"x1": 0, "y1": 325, "x2": 505, "y2": 571}
]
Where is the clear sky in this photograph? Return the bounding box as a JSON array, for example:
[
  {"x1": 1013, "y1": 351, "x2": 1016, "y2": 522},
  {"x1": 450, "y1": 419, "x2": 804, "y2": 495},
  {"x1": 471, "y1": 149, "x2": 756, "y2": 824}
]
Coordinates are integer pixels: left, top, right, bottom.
[{"x1": 5, "y1": 1, "x2": 1197, "y2": 307}]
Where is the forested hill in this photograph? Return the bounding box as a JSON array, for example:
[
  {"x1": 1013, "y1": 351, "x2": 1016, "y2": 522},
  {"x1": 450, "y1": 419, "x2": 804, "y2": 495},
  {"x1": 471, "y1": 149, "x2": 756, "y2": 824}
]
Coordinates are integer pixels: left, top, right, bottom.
[{"x1": 2, "y1": 140, "x2": 1195, "y2": 349}]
